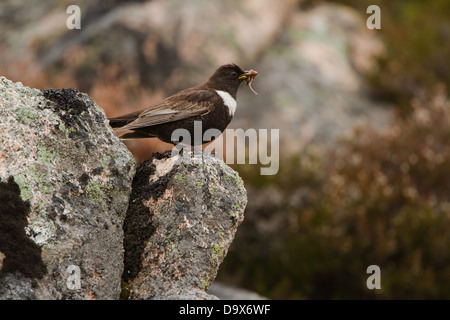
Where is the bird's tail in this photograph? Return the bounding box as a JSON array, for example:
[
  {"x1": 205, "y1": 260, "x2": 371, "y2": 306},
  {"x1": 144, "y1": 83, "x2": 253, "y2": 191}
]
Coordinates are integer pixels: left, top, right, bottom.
[
  {"x1": 116, "y1": 131, "x2": 155, "y2": 140},
  {"x1": 108, "y1": 111, "x2": 149, "y2": 139},
  {"x1": 107, "y1": 110, "x2": 142, "y2": 128}
]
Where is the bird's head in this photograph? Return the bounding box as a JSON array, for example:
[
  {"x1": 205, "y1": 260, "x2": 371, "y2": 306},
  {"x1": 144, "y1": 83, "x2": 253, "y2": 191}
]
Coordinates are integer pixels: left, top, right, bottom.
[{"x1": 207, "y1": 64, "x2": 258, "y2": 96}]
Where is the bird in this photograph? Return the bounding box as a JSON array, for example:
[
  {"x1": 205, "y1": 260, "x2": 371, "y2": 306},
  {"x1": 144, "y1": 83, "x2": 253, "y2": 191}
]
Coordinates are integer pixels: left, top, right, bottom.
[{"x1": 108, "y1": 63, "x2": 258, "y2": 145}]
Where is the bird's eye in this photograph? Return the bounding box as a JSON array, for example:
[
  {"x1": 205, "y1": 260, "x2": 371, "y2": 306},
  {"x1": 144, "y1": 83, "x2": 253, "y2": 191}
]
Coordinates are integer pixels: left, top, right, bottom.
[{"x1": 231, "y1": 71, "x2": 237, "y2": 77}]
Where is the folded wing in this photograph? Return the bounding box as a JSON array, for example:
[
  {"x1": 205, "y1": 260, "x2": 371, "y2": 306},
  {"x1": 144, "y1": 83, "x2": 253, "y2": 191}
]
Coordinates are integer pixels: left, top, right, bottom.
[{"x1": 112, "y1": 89, "x2": 215, "y2": 131}]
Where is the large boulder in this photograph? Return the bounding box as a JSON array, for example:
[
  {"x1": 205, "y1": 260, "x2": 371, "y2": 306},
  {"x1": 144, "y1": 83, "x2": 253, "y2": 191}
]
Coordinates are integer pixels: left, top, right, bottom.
[
  {"x1": 0, "y1": 77, "x2": 135, "y2": 299},
  {"x1": 0, "y1": 77, "x2": 248, "y2": 300},
  {"x1": 122, "y1": 151, "x2": 247, "y2": 300}
]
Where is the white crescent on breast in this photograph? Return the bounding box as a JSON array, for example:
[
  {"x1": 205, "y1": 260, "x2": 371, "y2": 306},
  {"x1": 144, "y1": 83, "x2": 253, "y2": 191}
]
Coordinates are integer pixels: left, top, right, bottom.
[{"x1": 215, "y1": 90, "x2": 237, "y2": 116}]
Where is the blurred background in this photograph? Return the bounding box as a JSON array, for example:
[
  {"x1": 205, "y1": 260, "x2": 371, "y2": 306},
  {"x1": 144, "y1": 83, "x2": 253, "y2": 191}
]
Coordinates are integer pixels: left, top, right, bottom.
[{"x1": 1, "y1": 0, "x2": 449, "y2": 299}]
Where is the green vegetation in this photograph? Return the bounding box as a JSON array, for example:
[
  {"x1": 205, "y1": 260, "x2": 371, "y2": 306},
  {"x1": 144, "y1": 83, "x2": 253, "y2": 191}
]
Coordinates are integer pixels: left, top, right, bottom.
[
  {"x1": 221, "y1": 90, "x2": 450, "y2": 299},
  {"x1": 328, "y1": 0, "x2": 450, "y2": 113},
  {"x1": 219, "y1": 1, "x2": 450, "y2": 298}
]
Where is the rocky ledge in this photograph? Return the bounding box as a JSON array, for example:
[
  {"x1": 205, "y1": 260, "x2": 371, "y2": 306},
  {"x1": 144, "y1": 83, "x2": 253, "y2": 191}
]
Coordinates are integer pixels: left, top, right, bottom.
[{"x1": 0, "y1": 77, "x2": 247, "y2": 300}]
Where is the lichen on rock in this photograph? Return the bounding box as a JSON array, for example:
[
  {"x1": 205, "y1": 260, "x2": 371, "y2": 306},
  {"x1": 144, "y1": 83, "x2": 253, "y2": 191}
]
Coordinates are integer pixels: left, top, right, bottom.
[
  {"x1": 0, "y1": 76, "x2": 247, "y2": 300},
  {"x1": 0, "y1": 77, "x2": 136, "y2": 299},
  {"x1": 122, "y1": 150, "x2": 247, "y2": 300}
]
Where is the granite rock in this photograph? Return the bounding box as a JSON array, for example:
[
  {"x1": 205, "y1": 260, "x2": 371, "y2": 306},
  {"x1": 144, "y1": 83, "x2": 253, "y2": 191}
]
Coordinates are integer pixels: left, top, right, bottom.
[
  {"x1": 122, "y1": 151, "x2": 247, "y2": 300},
  {"x1": 0, "y1": 77, "x2": 136, "y2": 299}
]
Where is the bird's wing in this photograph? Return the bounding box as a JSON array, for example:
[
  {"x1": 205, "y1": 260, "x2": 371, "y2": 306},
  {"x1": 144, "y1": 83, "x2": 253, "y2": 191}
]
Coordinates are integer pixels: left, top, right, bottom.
[{"x1": 117, "y1": 89, "x2": 215, "y2": 131}]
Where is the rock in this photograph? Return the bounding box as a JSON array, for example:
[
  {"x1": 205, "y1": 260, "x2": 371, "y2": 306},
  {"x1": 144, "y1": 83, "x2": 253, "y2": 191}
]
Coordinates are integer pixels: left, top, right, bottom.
[
  {"x1": 122, "y1": 151, "x2": 247, "y2": 300},
  {"x1": 0, "y1": 77, "x2": 135, "y2": 299},
  {"x1": 0, "y1": 0, "x2": 295, "y2": 93},
  {"x1": 0, "y1": 77, "x2": 248, "y2": 300}
]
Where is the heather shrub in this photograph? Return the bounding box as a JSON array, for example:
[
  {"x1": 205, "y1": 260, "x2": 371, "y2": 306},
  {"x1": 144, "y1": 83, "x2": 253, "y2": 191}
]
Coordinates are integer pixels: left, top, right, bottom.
[
  {"x1": 220, "y1": 89, "x2": 450, "y2": 299},
  {"x1": 326, "y1": 0, "x2": 450, "y2": 111}
]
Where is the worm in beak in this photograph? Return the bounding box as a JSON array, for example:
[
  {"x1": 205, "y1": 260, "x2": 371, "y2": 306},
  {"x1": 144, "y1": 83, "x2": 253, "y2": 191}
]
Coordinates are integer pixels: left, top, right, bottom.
[{"x1": 239, "y1": 69, "x2": 258, "y2": 95}]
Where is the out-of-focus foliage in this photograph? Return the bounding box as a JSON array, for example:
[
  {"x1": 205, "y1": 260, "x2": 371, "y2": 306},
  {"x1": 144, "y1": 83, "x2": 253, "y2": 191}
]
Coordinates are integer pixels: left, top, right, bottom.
[
  {"x1": 220, "y1": 88, "x2": 450, "y2": 299},
  {"x1": 326, "y1": 0, "x2": 450, "y2": 112},
  {"x1": 217, "y1": 0, "x2": 450, "y2": 300}
]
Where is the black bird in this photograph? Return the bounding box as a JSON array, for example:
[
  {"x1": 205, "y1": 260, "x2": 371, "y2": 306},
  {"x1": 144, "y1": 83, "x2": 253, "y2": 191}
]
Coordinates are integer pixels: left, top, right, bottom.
[{"x1": 108, "y1": 64, "x2": 258, "y2": 145}]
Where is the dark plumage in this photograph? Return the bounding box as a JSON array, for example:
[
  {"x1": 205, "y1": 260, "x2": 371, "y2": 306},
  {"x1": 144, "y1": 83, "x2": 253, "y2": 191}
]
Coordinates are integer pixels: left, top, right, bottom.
[{"x1": 108, "y1": 64, "x2": 257, "y2": 145}]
